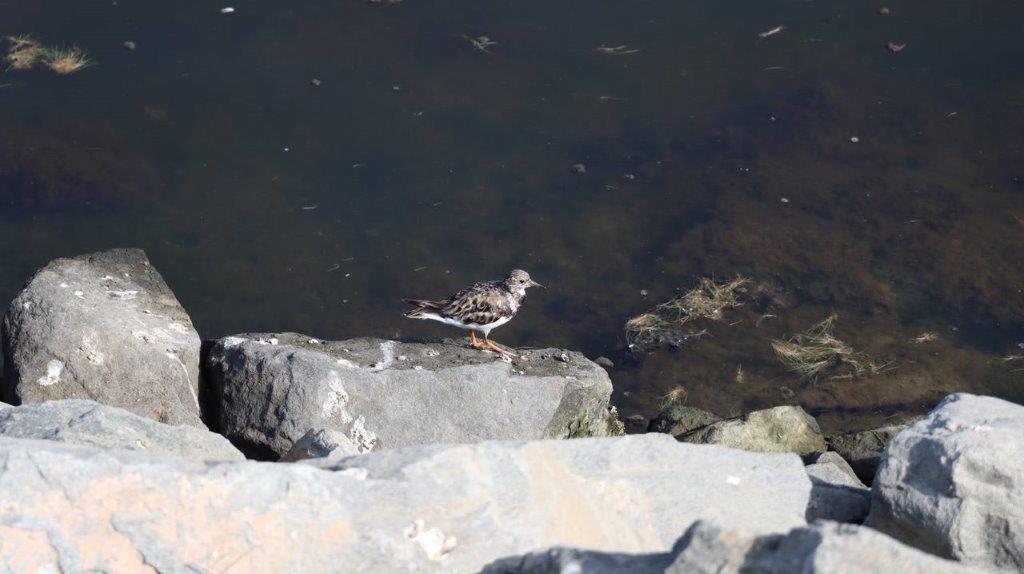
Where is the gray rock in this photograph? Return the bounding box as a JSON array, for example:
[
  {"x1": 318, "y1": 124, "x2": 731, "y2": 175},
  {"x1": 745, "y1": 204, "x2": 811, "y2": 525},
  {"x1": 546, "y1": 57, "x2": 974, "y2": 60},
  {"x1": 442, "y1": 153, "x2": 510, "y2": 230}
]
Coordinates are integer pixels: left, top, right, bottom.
[
  {"x1": 0, "y1": 433, "x2": 811, "y2": 572},
  {"x1": 2, "y1": 249, "x2": 202, "y2": 426},
  {"x1": 0, "y1": 399, "x2": 242, "y2": 461},
  {"x1": 826, "y1": 418, "x2": 920, "y2": 484},
  {"x1": 207, "y1": 333, "x2": 618, "y2": 456},
  {"x1": 805, "y1": 454, "x2": 870, "y2": 523},
  {"x1": 867, "y1": 393, "x2": 1024, "y2": 571},
  {"x1": 805, "y1": 451, "x2": 860, "y2": 483},
  {"x1": 677, "y1": 405, "x2": 826, "y2": 455},
  {"x1": 647, "y1": 405, "x2": 721, "y2": 435},
  {"x1": 279, "y1": 427, "x2": 359, "y2": 462},
  {"x1": 485, "y1": 521, "x2": 973, "y2": 574}
]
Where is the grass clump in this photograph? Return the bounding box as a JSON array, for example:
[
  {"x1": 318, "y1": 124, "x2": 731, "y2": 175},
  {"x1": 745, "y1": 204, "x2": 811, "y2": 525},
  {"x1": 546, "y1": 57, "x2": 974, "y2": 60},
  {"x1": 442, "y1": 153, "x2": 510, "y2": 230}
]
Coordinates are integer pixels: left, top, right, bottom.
[
  {"x1": 772, "y1": 315, "x2": 887, "y2": 381},
  {"x1": 43, "y1": 46, "x2": 92, "y2": 74},
  {"x1": 626, "y1": 276, "x2": 749, "y2": 348},
  {"x1": 5, "y1": 35, "x2": 43, "y2": 70},
  {"x1": 5, "y1": 36, "x2": 92, "y2": 74}
]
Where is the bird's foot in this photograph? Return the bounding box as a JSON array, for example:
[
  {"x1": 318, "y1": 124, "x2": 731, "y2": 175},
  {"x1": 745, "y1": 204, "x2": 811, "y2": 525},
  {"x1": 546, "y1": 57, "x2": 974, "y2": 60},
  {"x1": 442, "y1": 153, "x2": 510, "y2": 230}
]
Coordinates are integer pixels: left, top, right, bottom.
[{"x1": 484, "y1": 339, "x2": 517, "y2": 357}]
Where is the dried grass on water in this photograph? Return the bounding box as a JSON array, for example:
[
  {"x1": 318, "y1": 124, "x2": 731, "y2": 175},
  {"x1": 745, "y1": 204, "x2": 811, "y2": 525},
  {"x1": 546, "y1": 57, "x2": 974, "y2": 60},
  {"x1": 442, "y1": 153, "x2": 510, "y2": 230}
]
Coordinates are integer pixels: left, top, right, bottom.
[
  {"x1": 771, "y1": 314, "x2": 888, "y2": 381},
  {"x1": 625, "y1": 276, "x2": 749, "y2": 348}
]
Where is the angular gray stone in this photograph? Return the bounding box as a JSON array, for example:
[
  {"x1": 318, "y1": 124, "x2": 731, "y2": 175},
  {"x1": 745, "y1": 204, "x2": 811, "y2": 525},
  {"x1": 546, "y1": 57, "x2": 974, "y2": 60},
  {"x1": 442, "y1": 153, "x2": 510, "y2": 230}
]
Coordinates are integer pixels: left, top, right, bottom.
[
  {"x1": 826, "y1": 418, "x2": 920, "y2": 484},
  {"x1": 677, "y1": 405, "x2": 826, "y2": 455},
  {"x1": 867, "y1": 393, "x2": 1024, "y2": 572},
  {"x1": 0, "y1": 434, "x2": 811, "y2": 572},
  {"x1": 667, "y1": 521, "x2": 974, "y2": 574},
  {"x1": 806, "y1": 451, "x2": 860, "y2": 483},
  {"x1": 805, "y1": 453, "x2": 870, "y2": 523},
  {"x1": 647, "y1": 405, "x2": 721, "y2": 435},
  {"x1": 2, "y1": 249, "x2": 202, "y2": 426},
  {"x1": 485, "y1": 521, "x2": 974, "y2": 574},
  {"x1": 207, "y1": 333, "x2": 618, "y2": 456},
  {"x1": 279, "y1": 428, "x2": 359, "y2": 462},
  {"x1": 0, "y1": 399, "x2": 242, "y2": 461}
]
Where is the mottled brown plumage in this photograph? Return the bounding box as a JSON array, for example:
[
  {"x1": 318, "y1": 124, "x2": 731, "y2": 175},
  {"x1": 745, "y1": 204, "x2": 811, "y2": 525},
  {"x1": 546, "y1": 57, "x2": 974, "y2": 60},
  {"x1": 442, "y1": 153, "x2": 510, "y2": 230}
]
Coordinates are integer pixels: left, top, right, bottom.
[{"x1": 404, "y1": 269, "x2": 543, "y2": 355}]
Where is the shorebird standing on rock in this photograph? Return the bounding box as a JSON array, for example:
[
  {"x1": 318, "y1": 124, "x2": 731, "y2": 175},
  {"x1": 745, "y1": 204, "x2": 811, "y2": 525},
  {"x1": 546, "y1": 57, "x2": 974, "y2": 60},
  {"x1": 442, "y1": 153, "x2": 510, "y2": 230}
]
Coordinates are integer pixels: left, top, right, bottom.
[{"x1": 403, "y1": 269, "x2": 543, "y2": 356}]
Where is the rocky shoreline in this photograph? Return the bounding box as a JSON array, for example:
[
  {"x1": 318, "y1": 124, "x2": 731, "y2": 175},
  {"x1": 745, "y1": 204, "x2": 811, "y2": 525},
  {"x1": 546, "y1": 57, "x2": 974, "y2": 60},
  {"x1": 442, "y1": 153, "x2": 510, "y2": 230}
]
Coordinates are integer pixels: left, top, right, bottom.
[{"x1": 0, "y1": 249, "x2": 1020, "y2": 572}]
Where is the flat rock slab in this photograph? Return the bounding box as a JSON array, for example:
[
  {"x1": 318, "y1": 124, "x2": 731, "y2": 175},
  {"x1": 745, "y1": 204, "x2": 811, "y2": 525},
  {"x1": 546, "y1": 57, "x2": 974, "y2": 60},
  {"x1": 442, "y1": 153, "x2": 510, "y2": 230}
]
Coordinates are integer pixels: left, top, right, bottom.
[
  {"x1": 677, "y1": 405, "x2": 826, "y2": 455},
  {"x1": 0, "y1": 399, "x2": 243, "y2": 461},
  {"x1": 207, "y1": 333, "x2": 617, "y2": 456},
  {"x1": 2, "y1": 249, "x2": 202, "y2": 426},
  {"x1": 868, "y1": 393, "x2": 1024, "y2": 572},
  {"x1": 0, "y1": 434, "x2": 810, "y2": 573},
  {"x1": 486, "y1": 521, "x2": 974, "y2": 574}
]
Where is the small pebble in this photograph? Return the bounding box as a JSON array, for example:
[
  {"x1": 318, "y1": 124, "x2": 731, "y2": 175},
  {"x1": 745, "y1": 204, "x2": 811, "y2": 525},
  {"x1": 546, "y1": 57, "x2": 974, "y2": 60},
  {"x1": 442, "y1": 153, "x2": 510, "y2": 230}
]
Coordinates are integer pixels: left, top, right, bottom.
[
  {"x1": 220, "y1": 7, "x2": 235, "y2": 13},
  {"x1": 878, "y1": 7, "x2": 891, "y2": 15},
  {"x1": 886, "y1": 42, "x2": 906, "y2": 54},
  {"x1": 595, "y1": 356, "x2": 615, "y2": 369},
  {"x1": 310, "y1": 78, "x2": 322, "y2": 87},
  {"x1": 850, "y1": 136, "x2": 859, "y2": 143},
  {"x1": 123, "y1": 41, "x2": 137, "y2": 51},
  {"x1": 780, "y1": 197, "x2": 790, "y2": 203},
  {"x1": 570, "y1": 163, "x2": 587, "y2": 174},
  {"x1": 556, "y1": 352, "x2": 569, "y2": 362},
  {"x1": 640, "y1": 289, "x2": 649, "y2": 296}
]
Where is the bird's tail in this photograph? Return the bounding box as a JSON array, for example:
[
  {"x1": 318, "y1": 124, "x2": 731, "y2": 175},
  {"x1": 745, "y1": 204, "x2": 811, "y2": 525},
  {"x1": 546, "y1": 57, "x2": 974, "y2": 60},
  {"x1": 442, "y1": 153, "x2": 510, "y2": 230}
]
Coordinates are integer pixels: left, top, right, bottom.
[{"x1": 403, "y1": 298, "x2": 444, "y2": 318}]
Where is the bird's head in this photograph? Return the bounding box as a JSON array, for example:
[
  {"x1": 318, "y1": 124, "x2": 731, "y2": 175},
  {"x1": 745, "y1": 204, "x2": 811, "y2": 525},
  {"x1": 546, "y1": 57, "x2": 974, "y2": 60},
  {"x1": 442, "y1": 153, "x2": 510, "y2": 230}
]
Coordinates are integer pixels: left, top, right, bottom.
[{"x1": 505, "y1": 269, "x2": 543, "y2": 295}]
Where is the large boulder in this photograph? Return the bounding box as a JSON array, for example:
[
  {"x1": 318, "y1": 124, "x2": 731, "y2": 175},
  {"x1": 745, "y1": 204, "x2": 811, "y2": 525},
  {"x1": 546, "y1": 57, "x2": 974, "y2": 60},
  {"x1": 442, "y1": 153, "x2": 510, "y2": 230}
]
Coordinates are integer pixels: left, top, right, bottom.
[
  {"x1": 0, "y1": 434, "x2": 811, "y2": 572},
  {"x1": 867, "y1": 393, "x2": 1024, "y2": 571},
  {"x1": 677, "y1": 405, "x2": 826, "y2": 455},
  {"x1": 485, "y1": 521, "x2": 973, "y2": 574},
  {"x1": 825, "y1": 418, "x2": 920, "y2": 484},
  {"x1": 0, "y1": 399, "x2": 242, "y2": 461},
  {"x1": 1, "y1": 249, "x2": 202, "y2": 426},
  {"x1": 647, "y1": 405, "x2": 721, "y2": 435},
  {"x1": 206, "y1": 333, "x2": 619, "y2": 456},
  {"x1": 804, "y1": 452, "x2": 871, "y2": 523}
]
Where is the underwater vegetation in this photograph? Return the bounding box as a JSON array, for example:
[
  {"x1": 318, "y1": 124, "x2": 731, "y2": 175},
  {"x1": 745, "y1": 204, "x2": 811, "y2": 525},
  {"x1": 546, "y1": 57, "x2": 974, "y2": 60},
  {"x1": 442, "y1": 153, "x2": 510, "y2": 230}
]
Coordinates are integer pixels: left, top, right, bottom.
[
  {"x1": 4, "y1": 35, "x2": 92, "y2": 74},
  {"x1": 625, "y1": 276, "x2": 749, "y2": 348},
  {"x1": 771, "y1": 315, "x2": 888, "y2": 382}
]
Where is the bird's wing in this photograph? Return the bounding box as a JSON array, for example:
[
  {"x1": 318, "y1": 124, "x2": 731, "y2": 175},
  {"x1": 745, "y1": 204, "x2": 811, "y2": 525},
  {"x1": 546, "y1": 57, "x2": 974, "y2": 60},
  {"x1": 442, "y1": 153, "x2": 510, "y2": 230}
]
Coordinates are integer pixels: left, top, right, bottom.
[{"x1": 441, "y1": 281, "x2": 512, "y2": 325}]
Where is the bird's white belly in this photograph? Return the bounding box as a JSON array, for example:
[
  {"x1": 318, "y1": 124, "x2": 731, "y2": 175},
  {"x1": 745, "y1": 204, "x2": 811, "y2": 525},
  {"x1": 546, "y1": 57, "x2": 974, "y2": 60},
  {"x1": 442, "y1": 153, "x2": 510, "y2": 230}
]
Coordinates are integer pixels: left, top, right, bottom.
[{"x1": 419, "y1": 313, "x2": 512, "y2": 335}]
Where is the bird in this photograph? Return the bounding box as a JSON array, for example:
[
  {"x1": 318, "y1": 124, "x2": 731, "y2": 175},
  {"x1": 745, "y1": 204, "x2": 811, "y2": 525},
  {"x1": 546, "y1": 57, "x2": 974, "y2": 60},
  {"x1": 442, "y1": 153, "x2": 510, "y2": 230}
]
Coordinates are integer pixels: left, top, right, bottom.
[{"x1": 403, "y1": 269, "x2": 543, "y2": 356}]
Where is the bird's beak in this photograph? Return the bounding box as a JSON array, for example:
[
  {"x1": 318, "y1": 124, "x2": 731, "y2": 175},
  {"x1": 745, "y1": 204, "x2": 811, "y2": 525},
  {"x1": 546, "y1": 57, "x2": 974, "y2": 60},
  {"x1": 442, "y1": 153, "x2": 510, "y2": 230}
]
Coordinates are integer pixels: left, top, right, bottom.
[{"x1": 530, "y1": 280, "x2": 544, "y2": 289}]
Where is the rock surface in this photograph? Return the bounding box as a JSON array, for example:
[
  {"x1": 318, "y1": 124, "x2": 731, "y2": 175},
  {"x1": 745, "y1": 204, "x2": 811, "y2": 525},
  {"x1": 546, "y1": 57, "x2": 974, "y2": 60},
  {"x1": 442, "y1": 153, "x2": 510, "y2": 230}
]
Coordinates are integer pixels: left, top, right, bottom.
[
  {"x1": 279, "y1": 427, "x2": 359, "y2": 462},
  {"x1": 825, "y1": 418, "x2": 919, "y2": 484},
  {"x1": 647, "y1": 404, "x2": 721, "y2": 435},
  {"x1": 0, "y1": 399, "x2": 243, "y2": 461},
  {"x1": 207, "y1": 333, "x2": 618, "y2": 456},
  {"x1": 868, "y1": 393, "x2": 1024, "y2": 571},
  {"x1": 804, "y1": 452, "x2": 870, "y2": 523},
  {"x1": 485, "y1": 520, "x2": 973, "y2": 573},
  {"x1": 0, "y1": 434, "x2": 810, "y2": 572},
  {"x1": 1, "y1": 249, "x2": 202, "y2": 426},
  {"x1": 677, "y1": 405, "x2": 826, "y2": 455}
]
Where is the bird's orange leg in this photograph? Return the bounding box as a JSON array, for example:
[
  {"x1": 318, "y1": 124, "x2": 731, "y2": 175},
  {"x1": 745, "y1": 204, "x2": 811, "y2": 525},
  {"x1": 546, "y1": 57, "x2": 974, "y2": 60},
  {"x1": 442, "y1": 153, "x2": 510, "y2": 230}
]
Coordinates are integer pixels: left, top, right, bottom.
[{"x1": 469, "y1": 331, "x2": 489, "y2": 350}]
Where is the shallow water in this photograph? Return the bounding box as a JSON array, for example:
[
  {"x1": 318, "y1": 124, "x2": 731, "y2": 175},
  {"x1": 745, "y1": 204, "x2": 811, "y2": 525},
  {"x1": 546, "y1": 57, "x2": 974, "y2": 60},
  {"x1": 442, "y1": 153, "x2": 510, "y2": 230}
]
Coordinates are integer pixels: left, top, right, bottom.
[{"x1": 2, "y1": 1, "x2": 1022, "y2": 432}]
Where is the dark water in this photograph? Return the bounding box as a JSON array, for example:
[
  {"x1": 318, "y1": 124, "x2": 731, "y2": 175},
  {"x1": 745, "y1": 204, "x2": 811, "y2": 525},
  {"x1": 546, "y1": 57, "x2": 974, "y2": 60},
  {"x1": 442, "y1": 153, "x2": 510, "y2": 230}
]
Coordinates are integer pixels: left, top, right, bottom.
[{"x1": 2, "y1": 1, "x2": 1023, "y2": 432}]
